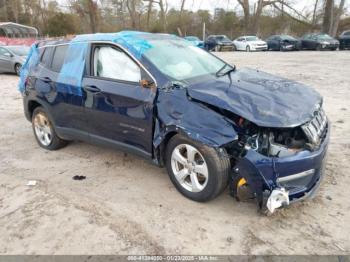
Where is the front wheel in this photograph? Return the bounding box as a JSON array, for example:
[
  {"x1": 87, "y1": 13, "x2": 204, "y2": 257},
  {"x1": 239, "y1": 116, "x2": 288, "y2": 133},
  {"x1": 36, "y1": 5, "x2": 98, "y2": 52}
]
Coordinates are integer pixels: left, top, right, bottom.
[
  {"x1": 246, "y1": 45, "x2": 251, "y2": 52},
  {"x1": 32, "y1": 107, "x2": 68, "y2": 150},
  {"x1": 165, "y1": 134, "x2": 230, "y2": 202}
]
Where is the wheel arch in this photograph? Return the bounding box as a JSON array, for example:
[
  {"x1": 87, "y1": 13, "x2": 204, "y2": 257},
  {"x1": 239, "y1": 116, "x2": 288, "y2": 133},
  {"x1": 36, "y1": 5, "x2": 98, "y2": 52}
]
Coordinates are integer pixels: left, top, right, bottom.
[{"x1": 27, "y1": 100, "x2": 42, "y2": 119}]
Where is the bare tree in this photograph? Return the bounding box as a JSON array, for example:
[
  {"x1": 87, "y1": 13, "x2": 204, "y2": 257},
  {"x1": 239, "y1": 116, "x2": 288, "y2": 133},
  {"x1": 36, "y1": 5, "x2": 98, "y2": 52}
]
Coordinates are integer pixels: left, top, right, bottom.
[
  {"x1": 70, "y1": 0, "x2": 100, "y2": 33},
  {"x1": 179, "y1": 0, "x2": 186, "y2": 35},
  {"x1": 330, "y1": 0, "x2": 346, "y2": 36},
  {"x1": 145, "y1": 0, "x2": 153, "y2": 30},
  {"x1": 237, "y1": 0, "x2": 280, "y2": 34},
  {"x1": 322, "y1": 0, "x2": 334, "y2": 34},
  {"x1": 312, "y1": 0, "x2": 319, "y2": 26},
  {"x1": 158, "y1": 0, "x2": 167, "y2": 32}
]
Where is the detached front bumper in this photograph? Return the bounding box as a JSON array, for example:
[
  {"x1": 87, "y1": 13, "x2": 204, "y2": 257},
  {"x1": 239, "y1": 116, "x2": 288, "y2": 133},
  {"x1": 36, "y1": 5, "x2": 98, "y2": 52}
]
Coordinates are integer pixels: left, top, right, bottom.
[{"x1": 232, "y1": 124, "x2": 330, "y2": 212}]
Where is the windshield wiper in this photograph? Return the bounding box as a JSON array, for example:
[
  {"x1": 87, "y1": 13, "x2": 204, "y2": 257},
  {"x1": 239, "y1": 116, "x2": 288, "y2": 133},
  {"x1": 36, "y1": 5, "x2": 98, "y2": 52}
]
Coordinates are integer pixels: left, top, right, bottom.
[{"x1": 215, "y1": 64, "x2": 236, "y2": 77}]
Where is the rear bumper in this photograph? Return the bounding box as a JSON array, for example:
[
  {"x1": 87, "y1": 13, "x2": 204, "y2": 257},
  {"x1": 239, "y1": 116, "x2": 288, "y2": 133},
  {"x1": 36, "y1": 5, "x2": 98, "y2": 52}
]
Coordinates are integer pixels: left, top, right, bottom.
[{"x1": 233, "y1": 123, "x2": 330, "y2": 210}]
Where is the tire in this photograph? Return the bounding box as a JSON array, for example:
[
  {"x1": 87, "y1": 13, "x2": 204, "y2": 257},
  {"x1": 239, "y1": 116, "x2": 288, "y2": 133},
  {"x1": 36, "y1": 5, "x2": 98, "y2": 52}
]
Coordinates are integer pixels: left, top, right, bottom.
[
  {"x1": 165, "y1": 134, "x2": 230, "y2": 202},
  {"x1": 14, "y1": 63, "x2": 22, "y2": 76},
  {"x1": 232, "y1": 45, "x2": 237, "y2": 51},
  {"x1": 316, "y1": 44, "x2": 322, "y2": 51},
  {"x1": 246, "y1": 45, "x2": 250, "y2": 52},
  {"x1": 32, "y1": 107, "x2": 68, "y2": 150}
]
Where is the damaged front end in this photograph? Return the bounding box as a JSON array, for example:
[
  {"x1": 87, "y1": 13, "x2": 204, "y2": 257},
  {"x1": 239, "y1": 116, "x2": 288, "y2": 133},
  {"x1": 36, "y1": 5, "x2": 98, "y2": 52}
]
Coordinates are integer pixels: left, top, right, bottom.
[{"x1": 227, "y1": 108, "x2": 329, "y2": 213}]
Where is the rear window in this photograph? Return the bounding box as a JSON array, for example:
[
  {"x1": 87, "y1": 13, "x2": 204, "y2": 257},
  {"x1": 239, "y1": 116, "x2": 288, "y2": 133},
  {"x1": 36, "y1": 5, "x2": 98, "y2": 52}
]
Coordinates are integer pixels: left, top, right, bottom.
[
  {"x1": 51, "y1": 45, "x2": 68, "y2": 72},
  {"x1": 40, "y1": 47, "x2": 53, "y2": 67}
]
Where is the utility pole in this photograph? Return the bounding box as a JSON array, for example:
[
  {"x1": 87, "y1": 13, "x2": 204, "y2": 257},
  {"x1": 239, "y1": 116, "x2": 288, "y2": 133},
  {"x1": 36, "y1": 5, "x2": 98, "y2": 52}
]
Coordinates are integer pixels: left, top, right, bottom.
[{"x1": 203, "y1": 22, "x2": 206, "y2": 41}]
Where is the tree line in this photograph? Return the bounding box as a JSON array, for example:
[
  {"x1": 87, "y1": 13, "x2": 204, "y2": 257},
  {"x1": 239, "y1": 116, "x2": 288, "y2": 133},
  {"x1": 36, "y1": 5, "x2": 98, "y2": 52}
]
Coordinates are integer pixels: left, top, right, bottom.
[{"x1": 0, "y1": 0, "x2": 349, "y2": 39}]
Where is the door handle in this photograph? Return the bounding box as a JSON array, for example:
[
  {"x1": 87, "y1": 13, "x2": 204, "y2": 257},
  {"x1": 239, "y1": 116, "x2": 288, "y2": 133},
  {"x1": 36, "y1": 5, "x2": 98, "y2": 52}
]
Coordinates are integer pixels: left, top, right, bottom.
[
  {"x1": 40, "y1": 77, "x2": 52, "y2": 83},
  {"x1": 83, "y1": 85, "x2": 101, "y2": 93}
]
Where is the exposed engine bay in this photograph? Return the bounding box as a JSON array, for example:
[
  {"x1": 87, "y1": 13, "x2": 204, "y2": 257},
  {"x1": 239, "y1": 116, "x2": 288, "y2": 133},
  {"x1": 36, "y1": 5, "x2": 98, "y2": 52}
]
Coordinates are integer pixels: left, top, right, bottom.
[{"x1": 223, "y1": 107, "x2": 327, "y2": 159}]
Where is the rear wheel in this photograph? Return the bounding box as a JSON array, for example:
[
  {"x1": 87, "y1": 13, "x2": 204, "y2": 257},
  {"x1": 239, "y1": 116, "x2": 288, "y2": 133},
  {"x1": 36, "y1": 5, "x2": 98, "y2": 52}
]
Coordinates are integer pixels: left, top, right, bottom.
[
  {"x1": 32, "y1": 107, "x2": 68, "y2": 150},
  {"x1": 165, "y1": 134, "x2": 230, "y2": 202},
  {"x1": 14, "y1": 63, "x2": 21, "y2": 76}
]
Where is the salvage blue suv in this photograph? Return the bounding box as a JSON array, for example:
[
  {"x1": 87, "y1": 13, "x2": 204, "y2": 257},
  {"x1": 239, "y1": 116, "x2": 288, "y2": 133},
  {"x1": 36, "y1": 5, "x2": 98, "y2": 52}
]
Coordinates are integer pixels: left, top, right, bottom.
[{"x1": 19, "y1": 31, "x2": 329, "y2": 213}]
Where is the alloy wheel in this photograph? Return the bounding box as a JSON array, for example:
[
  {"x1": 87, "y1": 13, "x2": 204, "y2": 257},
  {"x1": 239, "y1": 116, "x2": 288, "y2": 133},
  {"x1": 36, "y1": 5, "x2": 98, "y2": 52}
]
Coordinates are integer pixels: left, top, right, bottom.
[
  {"x1": 33, "y1": 112, "x2": 53, "y2": 146},
  {"x1": 171, "y1": 144, "x2": 209, "y2": 193}
]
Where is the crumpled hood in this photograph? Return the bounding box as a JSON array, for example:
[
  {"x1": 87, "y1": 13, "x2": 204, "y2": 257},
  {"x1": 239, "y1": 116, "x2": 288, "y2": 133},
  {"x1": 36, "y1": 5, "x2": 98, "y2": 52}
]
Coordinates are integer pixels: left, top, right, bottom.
[{"x1": 186, "y1": 68, "x2": 322, "y2": 128}]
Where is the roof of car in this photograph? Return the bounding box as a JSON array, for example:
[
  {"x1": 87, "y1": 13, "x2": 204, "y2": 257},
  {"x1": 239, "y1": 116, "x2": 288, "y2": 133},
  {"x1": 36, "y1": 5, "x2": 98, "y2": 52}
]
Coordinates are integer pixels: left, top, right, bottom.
[{"x1": 38, "y1": 31, "x2": 176, "y2": 47}]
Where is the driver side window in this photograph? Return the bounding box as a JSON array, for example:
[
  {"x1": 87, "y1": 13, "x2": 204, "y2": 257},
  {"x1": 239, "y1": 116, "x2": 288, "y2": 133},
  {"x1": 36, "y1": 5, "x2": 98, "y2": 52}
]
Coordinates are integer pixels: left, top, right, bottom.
[{"x1": 93, "y1": 46, "x2": 141, "y2": 83}]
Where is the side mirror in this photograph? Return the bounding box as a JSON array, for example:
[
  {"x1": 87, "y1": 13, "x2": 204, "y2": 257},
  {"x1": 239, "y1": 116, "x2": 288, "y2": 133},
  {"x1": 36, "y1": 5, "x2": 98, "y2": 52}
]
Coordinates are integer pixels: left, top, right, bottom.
[
  {"x1": 4, "y1": 52, "x2": 13, "y2": 57},
  {"x1": 140, "y1": 79, "x2": 155, "y2": 89}
]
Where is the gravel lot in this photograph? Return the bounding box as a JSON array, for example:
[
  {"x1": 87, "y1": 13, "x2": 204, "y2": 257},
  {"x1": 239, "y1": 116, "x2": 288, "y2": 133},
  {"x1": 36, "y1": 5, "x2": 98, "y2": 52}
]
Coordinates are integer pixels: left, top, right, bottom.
[{"x1": 0, "y1": 51, "x2": 349, "y2": 255}]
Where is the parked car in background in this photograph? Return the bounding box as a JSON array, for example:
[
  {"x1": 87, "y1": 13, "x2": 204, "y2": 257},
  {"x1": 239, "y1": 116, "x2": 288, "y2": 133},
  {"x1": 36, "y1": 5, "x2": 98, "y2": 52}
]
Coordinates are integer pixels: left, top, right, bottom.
[
  {"x1": 0, "y1": 45, "x2": 29, "y2": 75},
  {"x1": 233, "y1": 36, "x2": 268, "y2": 52},
  {"x1": 338, "y1": 30, "x2": 350, "y2": 50},
  {"x1": 266, "y1": 35, "x2": 300, "y2": 51},
  {"x1": 20, "y1": 32, "x2": 329, "y2": 213},
  {"x1": 204, "y1": 35, "x2": 234, "y2": 51},
  {"x1": 301, "y1": 33, "x2": 339, "y2": 50},
  {"x1": 184, "y1": 36, "x2": 204, "y2": 48}
]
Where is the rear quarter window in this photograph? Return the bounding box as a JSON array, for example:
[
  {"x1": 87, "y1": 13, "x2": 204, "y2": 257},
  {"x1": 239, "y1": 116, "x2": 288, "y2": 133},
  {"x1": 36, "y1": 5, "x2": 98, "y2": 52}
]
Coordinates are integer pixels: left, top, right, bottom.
[
  {"x1": 40, "y1": 47, "x2": 53, "y2": 67},
  {"x1": 51, "y1": 45, "x2": 68, "y2": 72}
]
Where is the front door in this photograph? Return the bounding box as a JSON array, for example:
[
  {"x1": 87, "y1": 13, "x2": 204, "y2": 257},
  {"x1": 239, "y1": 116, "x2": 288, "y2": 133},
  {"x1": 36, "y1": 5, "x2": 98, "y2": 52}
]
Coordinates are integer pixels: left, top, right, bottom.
[{"x1": 82, "y1": 44, "x2": 156, "y2": 157}]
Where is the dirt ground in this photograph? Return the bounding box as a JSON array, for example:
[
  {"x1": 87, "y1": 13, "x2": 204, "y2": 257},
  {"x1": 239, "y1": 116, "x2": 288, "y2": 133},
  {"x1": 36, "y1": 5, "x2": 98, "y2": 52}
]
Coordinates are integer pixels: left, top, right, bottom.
[{"x1": 0, "y1": 51, "x2": 349, "y2": 255}]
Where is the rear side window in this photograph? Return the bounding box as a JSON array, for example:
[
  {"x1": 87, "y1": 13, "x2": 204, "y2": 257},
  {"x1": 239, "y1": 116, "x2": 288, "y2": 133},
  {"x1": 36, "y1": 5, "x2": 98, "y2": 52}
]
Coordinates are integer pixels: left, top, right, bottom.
[
  {"x1": 51, "y1": 45, "x2": 68, "y2": 72},
  {"x1": 40, "y1": 47, "x2": 53, "y2": 67}
]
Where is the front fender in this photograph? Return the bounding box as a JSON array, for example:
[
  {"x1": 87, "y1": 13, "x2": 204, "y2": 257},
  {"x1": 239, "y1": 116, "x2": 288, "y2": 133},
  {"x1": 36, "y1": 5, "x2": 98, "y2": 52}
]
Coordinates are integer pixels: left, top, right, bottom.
[{"x1": 154, "y1": 88, "x2": 238, "y2": 148}]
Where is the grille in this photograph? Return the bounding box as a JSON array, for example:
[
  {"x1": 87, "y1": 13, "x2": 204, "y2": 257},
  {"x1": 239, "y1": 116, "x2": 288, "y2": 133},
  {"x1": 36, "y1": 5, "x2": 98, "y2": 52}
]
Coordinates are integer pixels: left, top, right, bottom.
[{"x1": 301, "y1": 108, "x2": 327, "y2": 145}]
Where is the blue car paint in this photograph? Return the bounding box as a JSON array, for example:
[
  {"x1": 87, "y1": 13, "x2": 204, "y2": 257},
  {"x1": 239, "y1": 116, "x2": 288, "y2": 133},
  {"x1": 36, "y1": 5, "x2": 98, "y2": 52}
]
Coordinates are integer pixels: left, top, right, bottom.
[
  {"x1": 186, "y1": 68, "x2": 322, "y2": 128},
  {"x1": 234, "y1": 125, "x2": 329, "y2": 207},
  {"x1": 20, "y1": 31, "x2": 329, "y2": 209},
  {"x1": 184, "y1": 36, "x2": 205, "y2": 48}
]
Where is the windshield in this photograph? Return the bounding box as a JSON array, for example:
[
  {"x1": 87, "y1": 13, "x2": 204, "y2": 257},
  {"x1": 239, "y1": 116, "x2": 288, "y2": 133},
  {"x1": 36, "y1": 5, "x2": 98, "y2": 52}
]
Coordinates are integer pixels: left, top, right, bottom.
[
  {"x1": 185, "y1": 36, "x2": 200, "y2": 41},
  {"x1": 143, "y1": 39, "x2": 229, "y2": 81},
  {"x1": 7, "y1": 46, "x2": 30, "y2": 56},
  {"x1": 216, "y1": 36, "x2": 231, "y2": 41},
  {"x1": 317, "y1": 34, "x2": 333, "y2": 40},
  {"x1": 281, "y1": 35, "x2": 296, "y2": 40},
  {"x1": 246, "y1": 36, "x2": 259, "y2": 41}
]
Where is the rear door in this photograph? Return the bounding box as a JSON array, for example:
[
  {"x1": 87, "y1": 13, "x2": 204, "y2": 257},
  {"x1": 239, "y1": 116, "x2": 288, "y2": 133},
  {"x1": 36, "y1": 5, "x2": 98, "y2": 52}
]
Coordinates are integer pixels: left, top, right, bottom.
[
  {"x1": 34, "y1": 45, "x2": 88, "y2": 139},
  {"x1": 82, "y1": 43, "x2": 156, "y2": 157}
]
